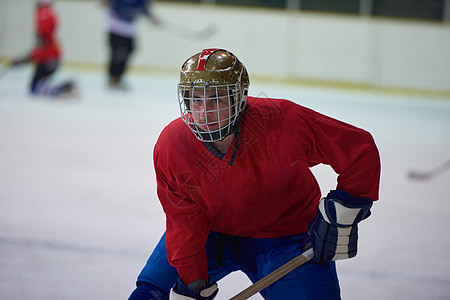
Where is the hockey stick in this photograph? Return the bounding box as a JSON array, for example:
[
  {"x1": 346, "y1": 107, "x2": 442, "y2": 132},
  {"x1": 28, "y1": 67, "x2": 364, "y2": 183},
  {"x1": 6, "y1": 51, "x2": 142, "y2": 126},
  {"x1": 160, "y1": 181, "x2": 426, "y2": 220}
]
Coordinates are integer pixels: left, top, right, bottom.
[
  {"x1": 0, "y1": 63, "x2": 12, "y2": 80},
  {"x1": 229, "y1": 248, "x2": 314, "y2": 300},
  {"x1": 408, "y1": 159, "x2": 450, "y2": 181},
  {"x1": 156, "y1": 20, "x2": 217, "y2": 41}
]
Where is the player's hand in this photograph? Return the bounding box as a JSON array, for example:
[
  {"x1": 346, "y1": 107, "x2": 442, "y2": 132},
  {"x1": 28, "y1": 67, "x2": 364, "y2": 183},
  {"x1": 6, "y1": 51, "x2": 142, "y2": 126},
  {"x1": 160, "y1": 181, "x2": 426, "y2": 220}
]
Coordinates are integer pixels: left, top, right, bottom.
[
  {"x1": 98, "y1": 0, "x2": 110, "y2": 7},
  {"x1": 148, "y1": 15, "x2": 160, "y2": 26},
  {"x1": 308, "y1": 190, "x2": 372, "y2": 263},
  {"x1": 170, "y1": 278, "x2": 218, "y2": 300}
]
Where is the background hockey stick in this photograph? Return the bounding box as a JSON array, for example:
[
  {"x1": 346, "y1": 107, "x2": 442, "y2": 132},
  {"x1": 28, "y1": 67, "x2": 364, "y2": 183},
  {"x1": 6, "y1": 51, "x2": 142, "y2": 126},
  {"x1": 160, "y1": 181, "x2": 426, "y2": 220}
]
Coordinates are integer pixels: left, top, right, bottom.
[
  {"x1": 156, "y1": 20, "x2": 217, "y2": 41},
  {"x1": 408, "y1": 159, "x2": 450, "y2": 181},
  {"x1": 229, "y1": 248, "x2": 314, "y2": 300}
]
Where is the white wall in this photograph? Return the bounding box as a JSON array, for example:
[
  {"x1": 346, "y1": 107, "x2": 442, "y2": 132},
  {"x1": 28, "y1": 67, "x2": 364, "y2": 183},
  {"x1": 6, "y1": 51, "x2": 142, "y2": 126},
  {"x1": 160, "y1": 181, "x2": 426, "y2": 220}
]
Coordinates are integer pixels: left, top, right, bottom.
[{"x1": 1, "y1": 0, "x2": 449, "y2": 93}]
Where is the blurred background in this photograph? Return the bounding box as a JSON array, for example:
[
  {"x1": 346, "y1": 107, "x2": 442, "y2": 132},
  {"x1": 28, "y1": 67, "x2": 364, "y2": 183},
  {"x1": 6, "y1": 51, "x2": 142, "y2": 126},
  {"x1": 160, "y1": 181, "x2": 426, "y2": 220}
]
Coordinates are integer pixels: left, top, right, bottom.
[
  {"x1": 0, "y1": 1, "x2": 449, "y2": 300},
  {"x1": 1, "y1": 0, "x2": 449, "y2": 94}
]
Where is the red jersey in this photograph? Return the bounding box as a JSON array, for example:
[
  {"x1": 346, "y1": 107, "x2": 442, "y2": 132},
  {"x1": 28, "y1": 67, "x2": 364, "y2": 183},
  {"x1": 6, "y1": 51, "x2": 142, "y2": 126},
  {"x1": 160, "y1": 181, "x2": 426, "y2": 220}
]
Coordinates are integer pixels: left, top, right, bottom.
[
  {"x1": 30, "y1": 4, "x2": 61, "y2": 64},
  {"x1": 154, "y1": 97, "x2": 381, "y2": 284}
]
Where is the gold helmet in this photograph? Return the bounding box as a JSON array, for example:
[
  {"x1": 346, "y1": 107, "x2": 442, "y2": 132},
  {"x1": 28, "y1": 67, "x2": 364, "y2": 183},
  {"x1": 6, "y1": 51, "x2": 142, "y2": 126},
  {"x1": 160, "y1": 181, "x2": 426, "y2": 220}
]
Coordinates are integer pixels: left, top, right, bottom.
[{"x1": 178, "y1": 48, "x2": 249, "y2": 142}]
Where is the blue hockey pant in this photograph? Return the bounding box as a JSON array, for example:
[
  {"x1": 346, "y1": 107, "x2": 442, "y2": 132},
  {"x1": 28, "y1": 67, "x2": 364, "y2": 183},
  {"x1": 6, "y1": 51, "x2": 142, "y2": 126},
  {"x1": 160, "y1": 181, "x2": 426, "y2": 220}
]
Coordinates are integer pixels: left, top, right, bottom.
[{"x1": 130, "y1": 231, "x2": 341, "y2": 300}]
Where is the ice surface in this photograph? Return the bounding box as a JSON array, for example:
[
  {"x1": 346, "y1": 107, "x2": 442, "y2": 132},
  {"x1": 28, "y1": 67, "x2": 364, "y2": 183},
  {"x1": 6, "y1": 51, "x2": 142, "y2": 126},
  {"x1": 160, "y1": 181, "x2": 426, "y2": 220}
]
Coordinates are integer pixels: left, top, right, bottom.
[{"x1": 1, "y1": 66, "x2": 449, "y2": 299}]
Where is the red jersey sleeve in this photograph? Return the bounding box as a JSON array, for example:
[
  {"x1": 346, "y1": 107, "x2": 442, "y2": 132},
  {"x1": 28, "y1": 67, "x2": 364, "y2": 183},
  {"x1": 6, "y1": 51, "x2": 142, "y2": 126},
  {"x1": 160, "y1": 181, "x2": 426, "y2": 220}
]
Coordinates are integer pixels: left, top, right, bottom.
[
  {"x1": 154, "y1": 125, "x2": 210, "y2": 285},
  {"x1": 303, "y1": 107, "x2": 381, "y2": 200}
]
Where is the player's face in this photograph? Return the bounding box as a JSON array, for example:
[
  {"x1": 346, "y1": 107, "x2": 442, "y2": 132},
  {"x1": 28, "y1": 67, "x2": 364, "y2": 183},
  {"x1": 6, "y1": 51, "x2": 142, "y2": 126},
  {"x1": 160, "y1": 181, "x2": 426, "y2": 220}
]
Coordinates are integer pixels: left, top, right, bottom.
[{"x1": 189, "y1": 88, "x2": 232, "y2": 132}]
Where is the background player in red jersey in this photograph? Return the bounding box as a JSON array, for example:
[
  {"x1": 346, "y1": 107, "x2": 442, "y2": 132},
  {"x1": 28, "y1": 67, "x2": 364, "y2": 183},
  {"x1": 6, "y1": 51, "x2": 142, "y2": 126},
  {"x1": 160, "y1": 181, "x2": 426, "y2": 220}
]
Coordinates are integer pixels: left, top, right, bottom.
[
  {"x1": 11, "y1": 0, "x2": 75, "y2": 98},
  {"x1": 128, "y1": 48, "x2": 381, "y2": 300}
]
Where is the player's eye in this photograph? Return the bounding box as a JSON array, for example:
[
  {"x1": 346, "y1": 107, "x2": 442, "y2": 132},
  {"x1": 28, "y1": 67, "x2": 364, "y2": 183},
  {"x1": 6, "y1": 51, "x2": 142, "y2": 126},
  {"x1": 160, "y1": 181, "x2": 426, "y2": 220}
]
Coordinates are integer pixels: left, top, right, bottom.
[{"x1": 192, "y1": 98, "x2": 203, "y2": 105}]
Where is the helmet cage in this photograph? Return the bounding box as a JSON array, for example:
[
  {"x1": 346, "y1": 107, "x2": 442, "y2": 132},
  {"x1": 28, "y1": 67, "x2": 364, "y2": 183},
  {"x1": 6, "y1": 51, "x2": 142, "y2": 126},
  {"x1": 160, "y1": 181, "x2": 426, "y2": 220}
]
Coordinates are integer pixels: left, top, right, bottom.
[
  {"x1": 177, "y1": 49, "x2": 249, "y2": 142},
  {"x1": 178, "y1": 82, "x2": 246, "y2": 142}
]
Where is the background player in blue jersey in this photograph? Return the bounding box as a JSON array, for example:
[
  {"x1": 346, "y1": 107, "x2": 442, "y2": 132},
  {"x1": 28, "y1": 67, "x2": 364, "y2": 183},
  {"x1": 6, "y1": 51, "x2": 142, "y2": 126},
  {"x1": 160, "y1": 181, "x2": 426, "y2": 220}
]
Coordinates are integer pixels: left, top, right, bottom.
[{"x1": 101, "y1": 0, "x2": 158, "y2": 90}]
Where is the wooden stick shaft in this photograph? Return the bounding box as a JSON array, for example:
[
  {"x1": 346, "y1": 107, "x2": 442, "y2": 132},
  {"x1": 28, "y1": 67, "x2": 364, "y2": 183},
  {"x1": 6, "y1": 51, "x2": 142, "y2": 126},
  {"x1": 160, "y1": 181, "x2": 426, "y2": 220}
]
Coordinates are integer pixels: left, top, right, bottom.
[{"x1": 229, "y1": 248, "x2": 314, "y2": 300}]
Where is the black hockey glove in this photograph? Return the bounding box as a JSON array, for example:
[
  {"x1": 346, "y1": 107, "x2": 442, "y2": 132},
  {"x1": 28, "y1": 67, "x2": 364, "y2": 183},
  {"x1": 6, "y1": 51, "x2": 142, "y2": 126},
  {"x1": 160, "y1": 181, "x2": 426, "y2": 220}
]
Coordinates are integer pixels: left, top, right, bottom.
[
  {"x1": 170, "y1": 278, "x2": 218, "y2": 300},
  {"x1": 308, "y1": 190, "x2": 372, "y2": 263}
]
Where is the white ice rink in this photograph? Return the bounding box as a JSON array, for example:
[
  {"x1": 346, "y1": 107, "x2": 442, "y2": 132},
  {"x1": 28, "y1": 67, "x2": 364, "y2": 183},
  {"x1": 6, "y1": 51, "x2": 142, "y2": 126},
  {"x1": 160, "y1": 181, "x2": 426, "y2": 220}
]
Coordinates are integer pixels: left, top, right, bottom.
[{"x1": 0, "y1": 66, "x2": 449, "y2": 300}]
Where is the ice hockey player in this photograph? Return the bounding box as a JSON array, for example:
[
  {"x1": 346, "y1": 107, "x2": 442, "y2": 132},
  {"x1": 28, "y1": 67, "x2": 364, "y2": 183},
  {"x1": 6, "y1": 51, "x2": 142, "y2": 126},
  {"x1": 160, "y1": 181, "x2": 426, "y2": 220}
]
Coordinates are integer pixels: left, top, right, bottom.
[
  {"x1": 101, "y1": 0, "x2": 158, "y2": 90},
  {"x1": 128, "y1": 48, "x2": 381, "y2": 300},
  {"x1": 12, "y1": 0, "x2": 75, "y2": 98}
]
